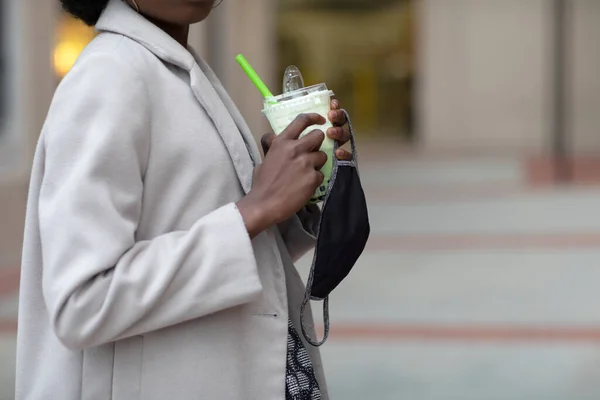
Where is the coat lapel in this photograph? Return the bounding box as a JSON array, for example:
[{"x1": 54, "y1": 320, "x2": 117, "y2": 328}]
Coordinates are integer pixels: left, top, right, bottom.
[
  {"x1": 188, "y1": 64, "x2": 255, "y2": 193},
  {"x1": 194, "y1": 56, "x2": 262, "y2": 166},
  {"x1": 96, "y1": 0, "x2": 257, "y2": 194}
]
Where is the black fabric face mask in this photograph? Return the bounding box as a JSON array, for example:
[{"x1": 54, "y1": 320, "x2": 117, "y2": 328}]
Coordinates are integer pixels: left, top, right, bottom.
[{"x1": 300, "y1": 110, "x2": 370, "y2": 347}]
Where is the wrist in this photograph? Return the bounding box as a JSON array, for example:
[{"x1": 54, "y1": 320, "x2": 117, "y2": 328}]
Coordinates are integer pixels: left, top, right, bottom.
[{"x1": 236, "y1": 194, "x2": 274, "y2": 239}]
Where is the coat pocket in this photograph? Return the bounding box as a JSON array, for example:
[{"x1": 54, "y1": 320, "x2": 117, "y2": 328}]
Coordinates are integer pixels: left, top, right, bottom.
[
  {"x1": 112, "y1": 335, "x2": 144, "y2": 400},
  {"x1": 81, "y1": 343, "x2": 116, "y2": 400}
]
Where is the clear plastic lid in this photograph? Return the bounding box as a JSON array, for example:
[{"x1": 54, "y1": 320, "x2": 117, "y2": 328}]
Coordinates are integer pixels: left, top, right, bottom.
[{"x1": 267, "y1": 83, "x2": 331, "y2": 103}]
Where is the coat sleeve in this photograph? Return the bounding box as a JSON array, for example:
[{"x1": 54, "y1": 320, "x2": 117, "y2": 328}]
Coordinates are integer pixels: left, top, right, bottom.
[
  {"x1": 39, "y1": 51, "x2": 262, "y2": 350},
  {"x1": 277, "y1": 205, "x2": 321, "y2": 262}
]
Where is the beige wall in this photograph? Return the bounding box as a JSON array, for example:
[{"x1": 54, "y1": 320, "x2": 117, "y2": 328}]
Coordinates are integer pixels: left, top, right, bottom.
[
  {"x1": 419, "y1": 0, "x2": 600, "y2": 154},
  {"x1": 419, "y1": 0, "x2": 552, "y2": 152}
]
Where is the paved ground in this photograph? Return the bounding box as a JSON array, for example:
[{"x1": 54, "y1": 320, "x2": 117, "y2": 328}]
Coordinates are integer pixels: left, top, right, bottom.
[{"x1": 3, "y1": 149, "x2": 600, "y2": 399}]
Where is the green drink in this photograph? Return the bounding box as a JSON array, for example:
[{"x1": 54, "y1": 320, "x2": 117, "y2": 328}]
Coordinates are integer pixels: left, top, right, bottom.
[{"x1": 262, "y1": 83, "x2": 335, "y2": 203}]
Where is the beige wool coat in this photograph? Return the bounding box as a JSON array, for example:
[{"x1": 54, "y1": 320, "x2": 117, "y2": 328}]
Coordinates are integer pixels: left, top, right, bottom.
[{"x1": 15, "y1": 1, "x2": 328, "y2": 399}]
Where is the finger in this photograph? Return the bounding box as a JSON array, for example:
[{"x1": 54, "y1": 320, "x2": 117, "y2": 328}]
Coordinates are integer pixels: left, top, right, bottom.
[
  {"x1": 305, "y1": 150, "x2": 328, "y2": 170},
  {"x1": 296, "y1": 129, "x2": 325, "y2": 153},
  {"x1": 280, "y1": 113, "x2": 326, "y2": 140},
  {"x1": 261, "y1": 132, "x2": 276, "y2": 155},
  {"x1": 335, "y1": 149, "x2": 353, "y2": 161},
  {"x1": 327, "y1": 126, "x2": 350, "y2": 145},
  {"x1": 328, "y1": 109, "x2": 347, "y2": 127},
  {"x1": 330, "y1": 99, "x2": 341, "y2": 110},
  {"x1": 313, "y1": 170, "x2": 325, "y2": 187}
]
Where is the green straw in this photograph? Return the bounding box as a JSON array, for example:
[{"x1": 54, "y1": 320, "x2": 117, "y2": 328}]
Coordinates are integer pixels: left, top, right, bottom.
[{"x1": 236, "y1": 54, "x2": 275, "y2": 100}]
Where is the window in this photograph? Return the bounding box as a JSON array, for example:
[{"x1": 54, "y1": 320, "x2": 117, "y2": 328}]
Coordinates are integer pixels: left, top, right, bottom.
[{"x1": 277, "y1": 0, "x2": 416, "y2": 141}]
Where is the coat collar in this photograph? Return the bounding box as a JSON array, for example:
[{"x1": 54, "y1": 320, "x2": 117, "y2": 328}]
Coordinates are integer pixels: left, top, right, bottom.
[
  {"x1": 96, "y1": 0, "x2": 195, "y2": 71},
  {"x1": 96, "y1": 0, "x2": 261, "y2": 193}
]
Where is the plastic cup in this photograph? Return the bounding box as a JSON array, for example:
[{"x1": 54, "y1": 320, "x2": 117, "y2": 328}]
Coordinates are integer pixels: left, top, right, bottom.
[{"x1": 262, "y1": 83, "x2": 335, "y2": 203}]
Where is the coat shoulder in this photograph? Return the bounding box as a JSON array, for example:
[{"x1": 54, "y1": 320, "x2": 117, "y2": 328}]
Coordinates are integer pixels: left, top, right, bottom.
[
  {"x1": 68, "y1": 32, "x2": 155, "y2": 83},
  {"x1": 43, "y1": 33, "x2": 153, "y2": 149}
]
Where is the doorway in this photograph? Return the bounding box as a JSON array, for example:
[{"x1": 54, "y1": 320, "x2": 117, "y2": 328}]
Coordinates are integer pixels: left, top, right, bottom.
[{"x1": 276, "y1": 0, "x2": 417, "y2": 142}]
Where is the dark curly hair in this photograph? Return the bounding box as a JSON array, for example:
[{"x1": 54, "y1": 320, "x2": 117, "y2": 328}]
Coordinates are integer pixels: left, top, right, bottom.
[{"x1": 60, "y1": 0, "x2": 110, "y2": 26}]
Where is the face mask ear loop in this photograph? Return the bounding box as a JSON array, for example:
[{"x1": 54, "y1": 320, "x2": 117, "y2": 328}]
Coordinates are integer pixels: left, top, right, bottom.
[
  {"x1": 340, "y1": 109, "x2": 359, "y2": 171},
  {"x1": 300, "y1": 270, "x2": 330, "y2": 347}
]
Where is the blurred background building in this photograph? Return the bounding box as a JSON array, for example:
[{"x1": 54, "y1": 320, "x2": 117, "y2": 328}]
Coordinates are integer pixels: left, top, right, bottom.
[{"x1": 3, "y1": 0, "x2": 600, "y2": 399}]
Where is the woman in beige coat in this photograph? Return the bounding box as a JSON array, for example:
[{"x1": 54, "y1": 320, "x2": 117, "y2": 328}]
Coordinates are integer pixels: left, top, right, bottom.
[{"x1": 15, "y1": 0, "x2": 353, "y2": 399}]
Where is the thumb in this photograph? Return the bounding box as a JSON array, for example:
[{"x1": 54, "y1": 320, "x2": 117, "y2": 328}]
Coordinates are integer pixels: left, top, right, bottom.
[{"x1": 261, "y1": 132, "x2": 276, "y2": 156}]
